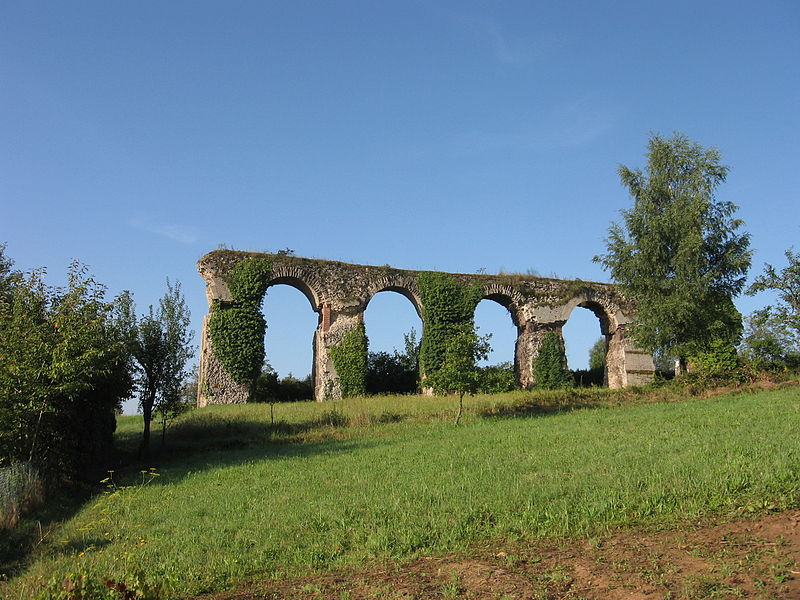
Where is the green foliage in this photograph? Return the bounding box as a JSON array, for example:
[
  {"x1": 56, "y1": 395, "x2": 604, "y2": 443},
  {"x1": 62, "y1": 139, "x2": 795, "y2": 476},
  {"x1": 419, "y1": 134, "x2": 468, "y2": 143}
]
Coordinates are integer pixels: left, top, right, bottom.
[
  {"x1": 572, "y1": 367, "x2": 605, "y2": 387},
  {"x1": 533, "y1": 331, "x2": 573, "y2": 389},
  {"x1": 748, "y1": 248, "x2": 800, "y2": 343},
  {"x1": 227, "y1": 256, "x2": 272, "y2": 304},
  {"x1": 252, "y1": 364, "x2": 314, "y2": 402},
  {"x1": 417, "y1": 272, "x2": 482, "y2": 380},
  {"x1": 124, "y1": 281, "x2": 194, "y2": 456},
  {"x1": 739, "y1": 307, "x2": 800, "y2": 370},
  {"x1": 0, "y1": 252, "x2": 133, "y2": 482},
  {"x1": 329, "y1": 323, "x2": 368, "y2": 398},
  {"x1": 426, "y1": 323, "x2": 491, "y2": 423},
  {"x1": 588, "y1": 337, "x2": 607, "y2": 370},
  {"x1": 208, "y1": 304, "x2": 266, "y2": 382},
  {"x1": 207, "y1": 257, "x2": 272, "y2": 385},
  {"x1": 365, "y1": 328, "x2": 420, "y2": 395},
  {"x1": 477, "y1": 362, "x2": 516, "y2": 393},
  {"x1": 689, "y1": 338, "x2": 739, "y2": 377},
  {"x1": 595, "y1": 132, "x2": 751, "y2": 362}
]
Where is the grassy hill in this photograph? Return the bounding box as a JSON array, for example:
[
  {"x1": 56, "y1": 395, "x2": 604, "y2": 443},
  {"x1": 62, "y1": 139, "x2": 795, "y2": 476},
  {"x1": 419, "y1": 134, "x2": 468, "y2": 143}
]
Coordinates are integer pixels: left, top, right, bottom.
[{"x1": 2, "y1": 383, "x2": 799, "y2": 599}]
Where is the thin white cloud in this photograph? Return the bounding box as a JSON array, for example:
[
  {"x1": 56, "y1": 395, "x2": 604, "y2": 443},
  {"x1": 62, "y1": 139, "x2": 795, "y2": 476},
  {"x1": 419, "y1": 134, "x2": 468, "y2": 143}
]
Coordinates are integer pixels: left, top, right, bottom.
[
  {"x1": 438, "y1": 93, "x2": 627, "y2": 156},
  {"x1": 130, "y1": 217, "x2": 199, "y2": 244}
]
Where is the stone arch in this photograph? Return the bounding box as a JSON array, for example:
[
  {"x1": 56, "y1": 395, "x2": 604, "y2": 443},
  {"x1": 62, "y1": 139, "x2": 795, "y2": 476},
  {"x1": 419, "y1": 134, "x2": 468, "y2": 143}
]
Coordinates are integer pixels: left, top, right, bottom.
[
  {"x1": 364, "y1": 277, "x2": 422, "y2": 319},
  {"x1": 476, "y1": 284, "x2": 527, "y2": 386},
  {"x1": 480, "y1": 283, "x2": 525, "y2": 327},
  {"x1": 266, "y1": 265, "x2": 324, "y2": 312}
]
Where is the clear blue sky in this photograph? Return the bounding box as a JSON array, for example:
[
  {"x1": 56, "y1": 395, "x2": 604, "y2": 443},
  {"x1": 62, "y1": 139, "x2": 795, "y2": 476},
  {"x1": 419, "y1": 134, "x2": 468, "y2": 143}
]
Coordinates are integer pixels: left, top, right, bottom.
[{"x1": 2, "y1": 1, "x2": 798, "y2": 413}]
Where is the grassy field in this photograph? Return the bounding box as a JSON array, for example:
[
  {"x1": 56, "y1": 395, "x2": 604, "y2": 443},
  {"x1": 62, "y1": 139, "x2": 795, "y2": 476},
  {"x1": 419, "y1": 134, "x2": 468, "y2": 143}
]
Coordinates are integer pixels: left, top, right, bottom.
[{"x1": 2, "y1": 384, "x2": 799, "y2": 599}]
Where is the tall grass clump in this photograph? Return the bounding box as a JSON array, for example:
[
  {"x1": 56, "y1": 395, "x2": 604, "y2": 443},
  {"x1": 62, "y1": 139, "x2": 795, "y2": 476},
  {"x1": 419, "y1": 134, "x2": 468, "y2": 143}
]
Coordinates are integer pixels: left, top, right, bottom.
[{"x1": 0, "y1": 462, "x2": 43, "y2": 531}]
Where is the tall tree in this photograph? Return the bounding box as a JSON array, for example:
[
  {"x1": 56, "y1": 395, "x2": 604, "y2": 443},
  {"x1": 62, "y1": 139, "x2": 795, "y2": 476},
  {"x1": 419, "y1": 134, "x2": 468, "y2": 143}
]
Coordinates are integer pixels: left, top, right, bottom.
[
  {"x1": 594, "y1": 133, "x2": 751, "y2": 367},
  {"x1": 126, "y1": 281, "x2": 194, "y2": 456}
]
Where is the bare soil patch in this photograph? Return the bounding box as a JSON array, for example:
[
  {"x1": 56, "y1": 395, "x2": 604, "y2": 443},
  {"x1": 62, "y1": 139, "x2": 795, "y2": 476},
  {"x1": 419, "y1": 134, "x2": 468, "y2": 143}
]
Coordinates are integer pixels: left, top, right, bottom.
[{"x1": 198, "y1": 510, "x2": 799, "y2": 599}]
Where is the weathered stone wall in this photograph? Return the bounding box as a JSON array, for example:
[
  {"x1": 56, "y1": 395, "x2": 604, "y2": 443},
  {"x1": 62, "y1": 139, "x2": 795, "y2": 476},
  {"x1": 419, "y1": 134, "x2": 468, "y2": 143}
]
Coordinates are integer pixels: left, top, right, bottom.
[{"x1": 196, "y1": 250, "x2": 655, "y2": 405}]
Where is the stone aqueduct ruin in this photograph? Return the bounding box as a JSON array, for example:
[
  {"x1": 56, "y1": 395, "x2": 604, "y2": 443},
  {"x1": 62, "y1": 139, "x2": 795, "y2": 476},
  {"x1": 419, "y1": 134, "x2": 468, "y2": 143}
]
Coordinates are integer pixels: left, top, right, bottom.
[{"x1": 196, "y1": 250, "x2": 655, "y2": 406}]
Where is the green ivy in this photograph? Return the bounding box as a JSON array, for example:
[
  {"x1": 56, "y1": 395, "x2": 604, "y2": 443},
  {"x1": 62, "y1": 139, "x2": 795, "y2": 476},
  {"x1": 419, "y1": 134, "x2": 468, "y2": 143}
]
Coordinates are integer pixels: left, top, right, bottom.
[
  {"x1": 417, "y1": 272, "x2": 482, "y2": 379},
  {"x1": 329, "y1": 323, "x2": 368, "y2": 398},
  {"x1": 207, "y1": 257, "x2": 271, "y2": 384},
  {"x1": 533, "y1": 331, "x2": 573, "y2": 389}
]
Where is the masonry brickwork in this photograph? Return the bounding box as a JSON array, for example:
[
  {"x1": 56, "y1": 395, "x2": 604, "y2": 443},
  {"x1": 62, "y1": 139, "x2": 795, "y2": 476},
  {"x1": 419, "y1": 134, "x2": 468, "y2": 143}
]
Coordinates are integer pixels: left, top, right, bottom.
[{"x1": 196, "y1": 250, "x2": 654, "y2": 405}]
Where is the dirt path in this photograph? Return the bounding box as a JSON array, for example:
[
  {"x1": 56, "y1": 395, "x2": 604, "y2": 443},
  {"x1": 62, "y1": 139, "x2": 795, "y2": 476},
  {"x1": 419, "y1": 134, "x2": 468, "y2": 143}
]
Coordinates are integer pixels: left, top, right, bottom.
[{"x1": 199, "y1": 510, "x2": 799, "y2": 599}]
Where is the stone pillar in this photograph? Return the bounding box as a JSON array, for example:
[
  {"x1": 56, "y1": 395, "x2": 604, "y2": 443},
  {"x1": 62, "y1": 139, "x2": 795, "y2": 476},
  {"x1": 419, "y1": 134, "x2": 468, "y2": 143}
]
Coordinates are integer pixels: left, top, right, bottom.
[
  {"x1": 515, "y1": 321, "x2": 565, "y2": 388},
  {"x1": 312, "y1": 302, "x2": 366, "y2": 401},
  {"x1": 606, "y1": 324, "x2": 655, "y2": 388},
  {"x1": 196, "y1": 313, "x2": 250, "y2": 407}
]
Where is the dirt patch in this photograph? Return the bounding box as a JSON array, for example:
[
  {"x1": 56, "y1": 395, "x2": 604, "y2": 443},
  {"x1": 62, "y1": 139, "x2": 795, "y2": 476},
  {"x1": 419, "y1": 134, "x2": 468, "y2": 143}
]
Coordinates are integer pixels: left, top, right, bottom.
[{"x1": 198, "y1": 510, "x2": 800, "y2": 599}]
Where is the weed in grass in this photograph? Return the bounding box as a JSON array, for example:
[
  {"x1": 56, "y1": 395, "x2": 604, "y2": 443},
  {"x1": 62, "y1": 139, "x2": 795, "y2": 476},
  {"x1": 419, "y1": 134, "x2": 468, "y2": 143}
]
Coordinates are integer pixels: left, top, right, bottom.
[{"x1": 440, "y1": 575, "x2": 464, "y2": 598}]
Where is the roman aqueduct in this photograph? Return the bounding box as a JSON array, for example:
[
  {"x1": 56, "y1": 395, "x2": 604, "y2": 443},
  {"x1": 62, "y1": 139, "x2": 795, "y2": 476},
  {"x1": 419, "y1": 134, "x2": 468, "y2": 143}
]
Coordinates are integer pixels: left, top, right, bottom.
[{"x1": 196, "y1": 250, "x2": 655, "y2": 406}]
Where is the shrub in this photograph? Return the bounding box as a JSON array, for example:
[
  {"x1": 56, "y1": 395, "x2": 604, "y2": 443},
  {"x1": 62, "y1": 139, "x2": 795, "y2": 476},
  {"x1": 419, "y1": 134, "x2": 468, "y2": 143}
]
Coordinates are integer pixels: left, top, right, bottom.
[{"x1": 477, "y1": 362, "x2": 517, "y2": 393}]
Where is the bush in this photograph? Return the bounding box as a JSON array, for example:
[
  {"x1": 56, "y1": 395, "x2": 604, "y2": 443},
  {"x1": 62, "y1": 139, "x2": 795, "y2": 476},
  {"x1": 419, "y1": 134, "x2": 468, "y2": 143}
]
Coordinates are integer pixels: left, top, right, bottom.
[
  {"x1": 478, "y1": 362, "x2": 517, "y2": 393},
  {"x1": 366, "y1": 351, "x2": 418, "y2": 395},
  {"x1": 572, "y1": 367, "x2": 605, "y2": 387},
  {"x1": 0, "y1": 255, "x2": 133, "y2": 483},
  {"x1": 252, "y1": 367, "x2": 313, "y2": 402}
]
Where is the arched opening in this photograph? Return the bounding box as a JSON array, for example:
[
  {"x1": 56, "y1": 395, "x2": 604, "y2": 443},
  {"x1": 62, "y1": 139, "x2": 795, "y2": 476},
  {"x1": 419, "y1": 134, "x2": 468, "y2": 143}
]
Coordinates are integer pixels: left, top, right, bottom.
[
  {"x1": 562, "y1": 301, "x2": 611, "y2": 387},
  {"x1": 473, "y1": 296, "x2": 518, "y2": 392},
  {"x1": 363, "y1": 289, "x2": 422, "y2": 395},
  {"x1": 258, "y1": 282, "x2": 319, "y2": 401}
]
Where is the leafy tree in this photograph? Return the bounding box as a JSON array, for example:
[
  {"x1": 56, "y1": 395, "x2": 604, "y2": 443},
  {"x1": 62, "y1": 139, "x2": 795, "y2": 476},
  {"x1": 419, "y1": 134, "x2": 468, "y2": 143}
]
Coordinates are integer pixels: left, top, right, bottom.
[
  {"x1": 747, "y1": 248, "x2": 800, "y2": 341},
  {"x1": 427, "y1": 323, "x2": 491, "y2": 425},
  {"x1": 533, "y1": 331, "x2": 573, "y2": 389},
  {"x1": 588, "y1": 337, "x2": 607, "y2": 370},
  {"x1": 0, "y1": 254, "x2": 133, "y2": 481},
  {"x1": 125, "y1": 281, "x2": 194, "y2": 456},
  {"x1": 594, "y1": 133, "x2": 751, "y2": 368},
  {"x1": 739, "y1": 307, "x2": 800, "y2": 370}
]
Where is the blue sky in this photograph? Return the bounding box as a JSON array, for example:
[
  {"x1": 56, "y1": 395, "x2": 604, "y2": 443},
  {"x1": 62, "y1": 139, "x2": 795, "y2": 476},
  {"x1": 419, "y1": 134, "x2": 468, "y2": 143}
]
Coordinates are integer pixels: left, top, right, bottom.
[{"x1": 2, "y1": 1, "x2": 798, "y2": 413}]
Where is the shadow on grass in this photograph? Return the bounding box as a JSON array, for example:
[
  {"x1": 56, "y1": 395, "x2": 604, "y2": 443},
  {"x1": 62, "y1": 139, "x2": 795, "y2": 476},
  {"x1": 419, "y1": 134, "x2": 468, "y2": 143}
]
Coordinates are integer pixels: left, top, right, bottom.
[
  {"x1": 3, "y1": 411, "x2": 390, "y2": 578},
  {"x1": 0, "y1": 482, "x2": 96, "y2": 576},
  {"x1": 476, "y1": 397, "x2": 607, "y2": 420}
]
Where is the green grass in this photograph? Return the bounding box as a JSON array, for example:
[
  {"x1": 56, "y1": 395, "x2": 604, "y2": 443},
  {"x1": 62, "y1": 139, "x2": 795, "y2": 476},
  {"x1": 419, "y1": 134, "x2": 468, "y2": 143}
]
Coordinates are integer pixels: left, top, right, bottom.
[{"x1": 3, "y1": 385, "x2": 799, "y2": 599}]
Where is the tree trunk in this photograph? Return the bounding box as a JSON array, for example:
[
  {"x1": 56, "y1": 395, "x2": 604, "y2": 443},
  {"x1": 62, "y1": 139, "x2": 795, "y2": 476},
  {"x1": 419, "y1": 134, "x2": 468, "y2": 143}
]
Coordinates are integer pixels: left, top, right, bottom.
[
  {"x1": 454, "y1": 393, "x2": 464, "y2": 425},
  {"x1": 139, "y1": 395, "x2": 154, "y2": 458}
]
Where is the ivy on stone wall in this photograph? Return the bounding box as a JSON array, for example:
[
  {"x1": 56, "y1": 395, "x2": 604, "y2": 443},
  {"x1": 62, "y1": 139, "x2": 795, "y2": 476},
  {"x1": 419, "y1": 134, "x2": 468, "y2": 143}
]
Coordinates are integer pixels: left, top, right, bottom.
[
  {"x1": 417, "y1": 271, "x2": 482, "y2": 379},
  {"x1": 207, "y1": 257, "x2": 271, "y2": 384},
  {"x1": 329, "y1": 322, "x2": 368, "y2": 398},
  {"x1": 533, "y1": 331, "x2": 573, "y2": 389}
]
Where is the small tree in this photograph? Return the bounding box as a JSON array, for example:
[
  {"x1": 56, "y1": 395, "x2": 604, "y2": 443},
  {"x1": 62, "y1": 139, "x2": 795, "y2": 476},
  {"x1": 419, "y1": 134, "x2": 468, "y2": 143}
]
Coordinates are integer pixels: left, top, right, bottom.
[
  {"x1": 594, "y1": 133, "x2": 751, "y2": 369},
  {"x1": 427, "y1": 324, "x2": 491, "y2": 425},
  {"x1": 126, "y1": 281, "x2": 194, "y2": 456},
  {"x1": 533, "y1": 331, "x2": 573, "y2": 389},
  {"x1": 748, "y1": 248, "x2": 800, "y2": 341}
]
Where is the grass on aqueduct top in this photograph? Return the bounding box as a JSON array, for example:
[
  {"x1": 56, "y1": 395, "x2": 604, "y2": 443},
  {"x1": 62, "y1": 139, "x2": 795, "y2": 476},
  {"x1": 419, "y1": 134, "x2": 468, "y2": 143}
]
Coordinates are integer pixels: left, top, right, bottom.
[{"x1": 2, "y1": 383, "x2": 799, "y2": 599}]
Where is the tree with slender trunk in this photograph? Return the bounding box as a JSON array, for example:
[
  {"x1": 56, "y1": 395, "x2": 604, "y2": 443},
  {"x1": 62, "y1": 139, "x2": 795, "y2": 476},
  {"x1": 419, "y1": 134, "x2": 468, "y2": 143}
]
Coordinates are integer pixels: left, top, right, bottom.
[
  {"x1": 594, "y1": 133, "x2": 751, "y2": 369},
  {"x1": 125, "y1": 281, "x2": 193, "y2": 456}
]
